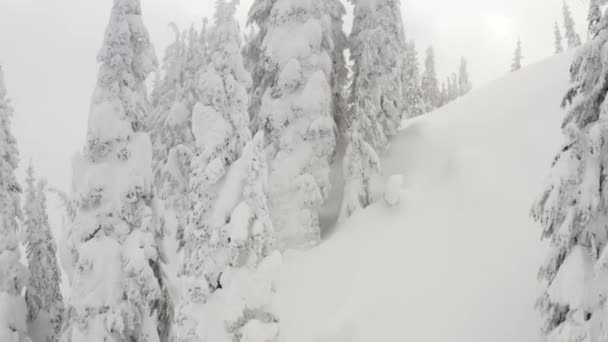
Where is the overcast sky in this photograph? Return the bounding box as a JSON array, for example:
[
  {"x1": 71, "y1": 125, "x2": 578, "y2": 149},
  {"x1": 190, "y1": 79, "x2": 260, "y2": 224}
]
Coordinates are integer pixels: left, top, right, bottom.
[{"x1": 0, "y1": 0, "x2": 587, "y2": 221}]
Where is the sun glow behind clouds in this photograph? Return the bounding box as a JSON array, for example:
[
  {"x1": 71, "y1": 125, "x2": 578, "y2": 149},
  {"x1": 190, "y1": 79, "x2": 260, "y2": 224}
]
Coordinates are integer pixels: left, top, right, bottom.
[{"x1": 484, "y1": 13, "x2": 514, "y2": 41}]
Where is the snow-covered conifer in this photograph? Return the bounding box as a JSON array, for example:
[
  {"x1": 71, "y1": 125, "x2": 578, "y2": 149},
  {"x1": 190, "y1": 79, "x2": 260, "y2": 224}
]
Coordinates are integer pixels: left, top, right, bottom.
[
  {"x1": 447, "y1": 74, "x2": 459, "y2": 102},
  {"x1": 349, "y1": 0, "x2": 406, "y2": 150},
  {"x1": 176, "y1": 1, "x2": 257, "y2": 339},
  {"x1": 554, "y1": 22, "x2": 564, "y2": 54},
  {"x1": 563, "y1": 1, "x2": 582, "y2": 49},
  {"x1": 458, "y1": 58, "x2": 472, "y2": 96},
  {"x1": 23, "y1": 165, "x2": 63, "y2": 342},
  {"x1": 0, "y1": 65, "x2": 31, "y2": 342},
  {"x1": 511, "y1": 38, "x2": 523, "y2": 72},
  {"x1": 246, "y1": 0, "x2": 346, "y2": 249},
  {"x1": 340, "y1": 123, "x2": 381, "y2": 220},
  {"x1": 421, "y1": 47, "x2": 440, "y2": 112},
  {"x1": 61, "y1": 1, "x2": 165, "y2": 341},
  {"x1": 402, "y1": 41, "x2": 424, "y2": 118},
  {"x1": 532, "y1": 5, "x2": 608, "y2": 341}
]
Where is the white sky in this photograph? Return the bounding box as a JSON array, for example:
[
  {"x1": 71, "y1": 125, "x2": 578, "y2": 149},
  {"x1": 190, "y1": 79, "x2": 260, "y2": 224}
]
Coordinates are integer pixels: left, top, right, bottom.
[{"x1": 0, "y1": 0, "x2": 587, "y2": 221}]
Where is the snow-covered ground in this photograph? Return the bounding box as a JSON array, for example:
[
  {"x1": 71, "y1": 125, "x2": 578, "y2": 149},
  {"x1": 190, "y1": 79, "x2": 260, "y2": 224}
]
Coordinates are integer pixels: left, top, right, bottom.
[{"x1": 276, "y1": 51, "x2": 574, "y2": 342}]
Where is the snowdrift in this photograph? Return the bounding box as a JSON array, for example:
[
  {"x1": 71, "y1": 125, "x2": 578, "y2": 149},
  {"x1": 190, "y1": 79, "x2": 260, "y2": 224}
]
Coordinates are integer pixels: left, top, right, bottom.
[{"x1": 276, "y1": 52, "x2": 574, "y2": 342}]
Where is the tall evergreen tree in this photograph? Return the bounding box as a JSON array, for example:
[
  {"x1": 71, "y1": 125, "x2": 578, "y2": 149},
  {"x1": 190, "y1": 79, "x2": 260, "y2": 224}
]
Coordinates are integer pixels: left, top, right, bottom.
[
  {"x1": 246, "y1": 0, "x2": 346, "y2": 249},
  {"x1": 563, "y1": 0, "x2": 582, "y2": 48},
  {"x1": 458, "y1": 57, "x2": 472, "y2": 96},
  {"x1": 23, "y1": 165, "x2": 64, "y2": 342},
  {"x1": 349, "y1": 0, "x2": 406, "y2": 150},
  {"x1": 175, "y1": 1, "x2": 256, "y2": 339},
  {"x1": 61, "y1": 1, "x2": 165, "y2": 341},
  {"x1": 421, "y1": 47, "x2": 440, "y2": 112},
  {"x1": 402, "y1": 40, "x2": 424, "y2": 118},
  {"x1": 532, "y1": 5, "x2": 608, "y2": 341},
  {"x1": 511, "y1": 38, "x2": 523, "y2": 72},
  {"x1": 0, "y1": 66, "x2": 31, "y2": 342},
  {"x1": 554, "y1": 22, "x2": 564, "y2": 54}
]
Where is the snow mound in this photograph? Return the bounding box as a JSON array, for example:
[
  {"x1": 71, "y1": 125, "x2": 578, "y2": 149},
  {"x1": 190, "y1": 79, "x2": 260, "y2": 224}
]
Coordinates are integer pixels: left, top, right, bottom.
[{"x1": 276, "y1": 52, "x2": 575, "y2": 342}]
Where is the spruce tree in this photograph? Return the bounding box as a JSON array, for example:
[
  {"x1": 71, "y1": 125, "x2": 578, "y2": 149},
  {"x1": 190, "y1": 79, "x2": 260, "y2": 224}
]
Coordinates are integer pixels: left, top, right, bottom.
[
  {"x1": 349, "y1": 0, "x2": 407, "y2": 150},
  {"x1": 563, "y1": 0, "x2": 582, "y2": 49},
  {"x1": 61, "y1": 1, "x2": 165, "y2": 340},
  {"x1": 246, "y1": 0, "x2": 346, "y2": 249},
  {"x1": 554, "y1": 22, "x2": 564, "y2": 54},
  {"x1": 0, "y1": 66, "x2": 31, "y2": 342},
  {"x1": 511, "y1": 38, "x2": 523, "y2": 72},
  {"x1": 421, "y1": 47, "x2": 440, "y2": 112},
  {"x1": 23, "y1": 165, "x2": 64, "y2": 342},
  {"x1": 458, "y1": 58, "x2": 472, "y2": 96},
  {"x1": 532, "y1": 5, "x2": 608, "y2": 341}
]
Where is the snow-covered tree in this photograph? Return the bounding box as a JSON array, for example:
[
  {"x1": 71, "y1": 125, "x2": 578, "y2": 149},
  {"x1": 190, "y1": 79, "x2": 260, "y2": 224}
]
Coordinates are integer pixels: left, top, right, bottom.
[
  {"x1": 402, "y1": 40, "x2": 424, "y2": 118},
  {"x1": 0, "y1": 66, "x2": 31, "y2": 342},
  {"x1": 531, "y1": 5, "x2": 608, "y2": 341},
  {"x1": 588, "y1": 0, "x2": 603, "y2": 37},
  {"x1": 175, "y1": 1, "x2": 259, "y2": 339},
  {"x1": 563, "y1": 1, "x2": 582, "y2": 49},
  {"x1": 511, "y1": 38, "x2": 523, "y2": 72},
  {"x1": 61, "y1": 1, "x2": 165, "y2": 341},
  {"x1": 554, "y1": 22, "x2": 564, "y2": 54},
  {"x1": 340, "y1": 123, "x2": 381, "y2": 220},
  {"x1": 458, "y1": 58, "x2": 472, "y2": 96},
  {"x1": 421, "y1": 47, "x2": 440, "y2": 112},
  {"x1": 447, "y1": 73, "x2": 459, "y2": 102},
  {"x1": 349, "y1": 0, "x2": 406, "y2": 150},
  {"x1": 246, "y1": 0, "x2": 346, "y2": 249},
  {"x1": 23, "y1": 165, "x2": 64, "y2": 342}
]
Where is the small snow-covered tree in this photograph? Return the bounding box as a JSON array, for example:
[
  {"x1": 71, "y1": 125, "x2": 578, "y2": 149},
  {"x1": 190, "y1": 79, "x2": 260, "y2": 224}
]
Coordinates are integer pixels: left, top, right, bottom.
[
  {"x1": 340, "y1": 123, "x2": 381, "y2": 220},
  {"x1": 23, "y1": 165, "x2": 64, "y2": 342},
  {"x1": 0, "y1": 66, "x2": 31, "y2": 342},
  {"x1": 447, "y1": 73, "x2": 459, "y2": 102},
  {"x1": 61, "y1": 1, "x2": 165, "y2": 341},
  {"x1": 402, "y1": 40, "x2": 424, "y2": 118},
  {"x1": 349, "y1": 0, "x2": 406, "y2": 151},
  {"x1": 554, "y1": 22, "x2": 564, "y2": 54},
  {"x1": 458, "y1": 57, "x2": 472, "y2": 96},
  {"x1": 421, "y1": 47, "x2": 440, "y2": 112},
  {"x1": 532, "y1": 5, "x2": 608, "y2": 341},
  {"x1": 563, "y1": 1, "x2": 582, "y2": 49},
  {"x1": 511, "y1": 38, "x2": 523, "y2": 72}
]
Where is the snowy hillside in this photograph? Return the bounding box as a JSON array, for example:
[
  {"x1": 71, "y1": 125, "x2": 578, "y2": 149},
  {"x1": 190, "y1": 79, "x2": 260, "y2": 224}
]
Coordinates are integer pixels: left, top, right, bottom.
[{"x1": 275, "y1": 51, "x2": 574, "y2": 342}]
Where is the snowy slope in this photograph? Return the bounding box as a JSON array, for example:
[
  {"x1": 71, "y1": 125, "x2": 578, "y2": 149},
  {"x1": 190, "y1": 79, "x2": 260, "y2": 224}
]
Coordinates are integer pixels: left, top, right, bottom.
[{"x1": 276, "y1": 52, "x2": 574, "y2": 342}]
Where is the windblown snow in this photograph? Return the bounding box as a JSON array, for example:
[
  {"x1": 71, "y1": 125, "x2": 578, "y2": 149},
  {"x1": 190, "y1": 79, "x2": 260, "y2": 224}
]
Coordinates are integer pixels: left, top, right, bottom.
[{"x1": 274, "y1": 51, "x2": 573, "y2": 342}]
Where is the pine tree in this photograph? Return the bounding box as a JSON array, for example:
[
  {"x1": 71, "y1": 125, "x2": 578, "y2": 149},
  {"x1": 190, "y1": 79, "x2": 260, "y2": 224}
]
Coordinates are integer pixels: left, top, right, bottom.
[
  {"x1": 23, "y1": 165, "x2": 63, "y2": 342},
  {"x1": 458, "y1": 57, "x2": 472, "y2": 96},
  {"x1": 349, "y1": 0, "x2": 406, "y2": 150},
  {"x1": 421, "y1": 47, "x2": 440, "y2": 112},
  {"x1": 554, "y1": 22, "x2": 564, "y2": 54},
  {"x1": 61, "y1": 1, "x2": 165, "y2": 341},
  {"x1": 511, "y1": 38, "x2": 523, "y2": 72},
  {"x1": 402, "y1": 40, "x2": 424, "y2": 118},
  {"x1": 532, "y1": 5, "x2": 608, "y2": 341},
  {"x1": 563, "y1": 0, "x2": 582, "y2": 49},
  {"x1": 246, "y1": 0, "x2": 346, "y2": 249},
  {"x1": 0, "y1": 66, "x2": 31, "y2": 342}
]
